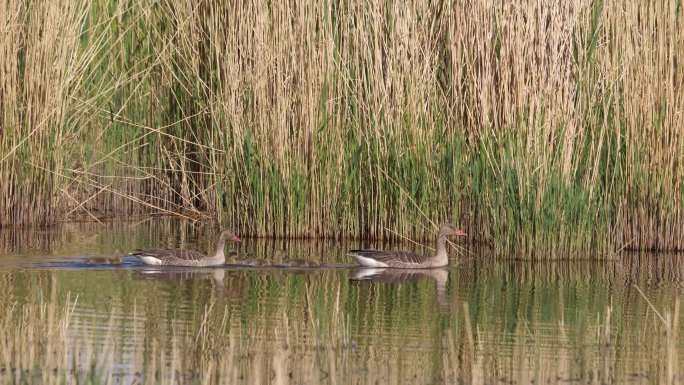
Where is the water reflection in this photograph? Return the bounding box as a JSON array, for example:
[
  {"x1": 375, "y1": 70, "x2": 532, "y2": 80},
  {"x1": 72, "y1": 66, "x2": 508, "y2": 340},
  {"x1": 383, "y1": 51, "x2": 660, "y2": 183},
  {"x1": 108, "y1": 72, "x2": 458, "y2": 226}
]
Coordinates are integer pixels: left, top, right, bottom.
[
  {"x1": 134, "y1": 267, "x2": 226, "y2": 286},
  {"x1": 351, "y1": 267, "x2": 449, "y2": 309},
  {"x1": 0, "y1": 220, "x2": 682, "y2": 384}
]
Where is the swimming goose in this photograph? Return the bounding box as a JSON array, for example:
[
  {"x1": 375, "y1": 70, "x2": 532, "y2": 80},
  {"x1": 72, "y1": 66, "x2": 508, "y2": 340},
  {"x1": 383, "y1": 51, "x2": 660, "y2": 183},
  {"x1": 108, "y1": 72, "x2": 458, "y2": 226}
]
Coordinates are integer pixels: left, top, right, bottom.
[
  {"x1": 348, "y1": 223, "x2": 465, "y2": 268},
  {"x1": 130, "y1": 229, "x2": 240, "y2": 267}
]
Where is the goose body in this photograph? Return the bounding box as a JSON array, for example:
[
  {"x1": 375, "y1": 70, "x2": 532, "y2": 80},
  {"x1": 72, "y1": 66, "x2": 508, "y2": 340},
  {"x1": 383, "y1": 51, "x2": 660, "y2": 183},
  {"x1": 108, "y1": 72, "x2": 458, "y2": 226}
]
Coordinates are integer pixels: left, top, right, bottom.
[
  {"x1": 130, "y1": 229, "x2": 240, "y2": 267},
  {"x1": 348, "y1": 224, "x2": 465, "y2": 269}
]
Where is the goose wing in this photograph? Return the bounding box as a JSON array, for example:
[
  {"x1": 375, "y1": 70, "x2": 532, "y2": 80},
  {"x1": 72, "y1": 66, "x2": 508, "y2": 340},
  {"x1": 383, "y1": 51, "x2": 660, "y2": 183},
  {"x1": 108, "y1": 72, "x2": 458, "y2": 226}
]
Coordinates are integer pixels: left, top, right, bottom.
[
  {"x1": 348, "y1": 249, "x2": 427, "y2": 265},
  {"x1": 129, "y1": 248, "x2": 207, "y2": 262}
]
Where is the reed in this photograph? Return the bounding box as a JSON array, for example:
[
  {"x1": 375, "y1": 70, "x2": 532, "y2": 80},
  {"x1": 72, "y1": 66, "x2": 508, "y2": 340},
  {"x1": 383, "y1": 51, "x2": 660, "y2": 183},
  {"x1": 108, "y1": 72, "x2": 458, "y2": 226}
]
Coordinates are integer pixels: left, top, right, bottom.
[{"x1": 1, "y1": 0, "x2": 683, "y2": 256}]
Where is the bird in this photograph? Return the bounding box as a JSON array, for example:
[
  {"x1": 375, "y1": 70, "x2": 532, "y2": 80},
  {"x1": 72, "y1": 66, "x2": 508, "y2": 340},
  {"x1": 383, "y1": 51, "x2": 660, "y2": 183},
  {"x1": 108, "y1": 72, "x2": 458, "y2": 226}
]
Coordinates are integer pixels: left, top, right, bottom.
[
  {"x1": 129, "y1": 229, "x2": 241, "y2": 267},
  {"x1": 348, "y1": 223, "x2": 466, "y2": 268}
]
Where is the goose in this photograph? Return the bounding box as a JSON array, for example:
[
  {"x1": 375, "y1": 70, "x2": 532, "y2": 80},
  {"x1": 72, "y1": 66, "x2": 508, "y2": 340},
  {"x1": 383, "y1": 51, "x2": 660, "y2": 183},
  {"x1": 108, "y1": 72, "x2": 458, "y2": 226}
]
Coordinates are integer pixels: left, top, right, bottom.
[
  {"x1": 348, "y1": 223, "x2": 465, "y2": 268},
  {"x1": 130, "y1": 229, "x2": 240, "y2": 267}
]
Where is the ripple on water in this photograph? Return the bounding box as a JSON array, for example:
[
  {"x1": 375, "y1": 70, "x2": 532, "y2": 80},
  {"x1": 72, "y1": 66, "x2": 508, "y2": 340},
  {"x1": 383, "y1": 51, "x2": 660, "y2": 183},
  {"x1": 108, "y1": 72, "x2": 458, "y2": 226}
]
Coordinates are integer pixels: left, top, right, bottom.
[{"x1": 0, "y1": 222, "x2": 682, "y2": 384}]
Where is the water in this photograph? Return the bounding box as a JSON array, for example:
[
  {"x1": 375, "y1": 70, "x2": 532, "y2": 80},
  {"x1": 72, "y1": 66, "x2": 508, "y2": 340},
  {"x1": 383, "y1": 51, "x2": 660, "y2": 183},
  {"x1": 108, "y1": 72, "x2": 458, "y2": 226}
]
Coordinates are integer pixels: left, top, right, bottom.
[{"x1": 0, "y1": 220, "x2": 682, "y2": 384}]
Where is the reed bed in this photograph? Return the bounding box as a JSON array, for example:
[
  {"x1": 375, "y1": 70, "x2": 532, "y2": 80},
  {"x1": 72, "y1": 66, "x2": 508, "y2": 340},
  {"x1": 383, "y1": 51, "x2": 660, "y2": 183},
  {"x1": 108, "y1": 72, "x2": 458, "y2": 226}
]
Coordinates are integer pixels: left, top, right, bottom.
[{"x1": 1, "y1": 0, "x2": 683, "y2": 256}]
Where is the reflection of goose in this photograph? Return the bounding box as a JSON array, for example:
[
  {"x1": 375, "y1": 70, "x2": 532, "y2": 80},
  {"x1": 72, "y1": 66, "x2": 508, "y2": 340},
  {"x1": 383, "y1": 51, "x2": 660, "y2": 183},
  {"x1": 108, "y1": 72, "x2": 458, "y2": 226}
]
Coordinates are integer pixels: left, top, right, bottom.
[
  {"x1": 129, "y1": 230, "x2": 240, "y2": 266},
  {"x1": 135, "y1": 268, "x2": 225, "y2": 287},
  {"x1": 350, "y1": 267, "x2": 449, "y2": 308},
  {"x1": 351, "y1": 267, "x2": 448, "y2": 285},
  {"x1": 348, "y1": 224, "x2": 465, "y2": 268}
]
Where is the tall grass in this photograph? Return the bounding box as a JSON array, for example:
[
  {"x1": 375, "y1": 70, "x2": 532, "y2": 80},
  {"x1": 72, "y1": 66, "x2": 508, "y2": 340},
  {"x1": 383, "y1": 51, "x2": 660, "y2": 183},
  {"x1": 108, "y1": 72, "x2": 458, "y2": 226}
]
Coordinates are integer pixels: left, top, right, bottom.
[{"x1": 1, "y1": 0, "x2": 683, "y2": 256}]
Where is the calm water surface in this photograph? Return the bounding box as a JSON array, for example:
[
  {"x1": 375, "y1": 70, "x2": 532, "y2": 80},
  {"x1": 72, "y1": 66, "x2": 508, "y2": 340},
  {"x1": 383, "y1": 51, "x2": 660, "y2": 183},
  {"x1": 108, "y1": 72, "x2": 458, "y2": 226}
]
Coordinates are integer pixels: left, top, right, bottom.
[{"x1": 0, "y1": 220, "x2": 682, "y2": 384}]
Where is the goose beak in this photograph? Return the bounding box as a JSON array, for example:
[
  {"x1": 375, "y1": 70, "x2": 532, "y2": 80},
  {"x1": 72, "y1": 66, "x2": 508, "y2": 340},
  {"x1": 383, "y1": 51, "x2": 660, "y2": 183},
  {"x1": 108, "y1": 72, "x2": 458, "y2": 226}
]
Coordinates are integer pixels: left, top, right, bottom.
[
  {"x1": 453, "y1": 229, "x2": 466, "y2": 237},
  {"x1": 232, "y1": 235, "x2": 241, "y2": 243}
]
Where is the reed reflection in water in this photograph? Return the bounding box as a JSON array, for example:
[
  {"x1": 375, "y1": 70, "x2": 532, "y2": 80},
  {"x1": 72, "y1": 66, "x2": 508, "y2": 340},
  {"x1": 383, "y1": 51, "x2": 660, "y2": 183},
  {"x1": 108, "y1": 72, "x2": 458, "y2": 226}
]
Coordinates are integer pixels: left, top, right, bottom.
[{"x1": 0, "y1": 222, "x2": 681, "y2": 384}]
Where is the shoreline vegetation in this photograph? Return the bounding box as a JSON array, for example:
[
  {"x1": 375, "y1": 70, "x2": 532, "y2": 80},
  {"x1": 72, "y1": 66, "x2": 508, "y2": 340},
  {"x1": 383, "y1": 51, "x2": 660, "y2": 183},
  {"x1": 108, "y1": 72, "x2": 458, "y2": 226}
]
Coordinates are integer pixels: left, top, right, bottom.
[{"x1": 1, "y1": 1, "x2": 683, "y2": 255}]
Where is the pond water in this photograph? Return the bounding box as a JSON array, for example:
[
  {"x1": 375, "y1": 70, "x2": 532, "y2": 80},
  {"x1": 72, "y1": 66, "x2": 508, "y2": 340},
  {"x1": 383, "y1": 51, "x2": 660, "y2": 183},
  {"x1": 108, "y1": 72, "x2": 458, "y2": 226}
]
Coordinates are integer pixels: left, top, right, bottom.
[{"x1": 0, "y1": 220, "x2": 681, "y2": 384}]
